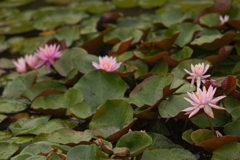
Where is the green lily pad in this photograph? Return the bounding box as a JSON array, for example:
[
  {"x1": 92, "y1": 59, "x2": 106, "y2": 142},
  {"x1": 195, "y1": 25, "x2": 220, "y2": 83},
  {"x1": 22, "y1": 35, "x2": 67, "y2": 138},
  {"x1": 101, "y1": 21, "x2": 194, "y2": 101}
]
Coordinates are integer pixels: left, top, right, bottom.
[
  {"x1": 150, "y1": 60, "x2": 168, "y2": 76},
  {"x1": 199, "y1": 13, "x2": 221, "y2": 27},
  {"x1": 212, "y1": 141, "x2": 240, "y2": 160},
  {"x1": 113, "y1": 0, "x2": 138, "y2": 8},
  {"x1": 191, "y1": 129, "x2": 216, "y2": 144},
  {"x1": 138, "y1": 0, "x2": 166, "y2": 8},
  {"x1": 0, "y1": 131, "x2": 12, "y2": 140},
  {"x1": 67, "y1": 144, "x2": 96, "y2": 160},
  {"x1": 11, "y1": 153, "x2": 33, "y2": 160},
  {"x1": 31, "y1": 88, "x2": 83, "y2": 115},
  {"x1": 21, "y1": 80, "x2": 67, "y2": 101},
  {"x1": 0, "y1": 142, "x2": 19, "y2": 159},
  {"x1": 116, "y1": 131, "x2": 152, "y2": 157},
  {"x1": 0, "y1": 40, "x2": 10, "y2": 53},
  {"x1": 129, "y1": 74, "x2": 172, "y2": 108},
  {"x1": 224, "y1": 119, "x2": 240, "y2": 137},
  {"x1": 0, "y1": 0, "x2": 34, "y2": 8},
  {"x1": 54, "y1": 26, "x2": 80, "y2": 47},
  {"x1": 9, "y1": 115, "x2": 78, "y2": 136},
  {"x1": 104, "y1": 28, "x2": 143, "y2": 45},
  {"x1": 73, "y1": 70, "x2": 129, "y2": 115},
  {"x1": 72, "y1": 54, "x2": 99, "y2": 74},
  {"x1": 141, "y1": 148, "x2": 197, "y2": 160},
  {"x1": 68, "y1": 102, "x2": 92, "y2": 119},
  {"x1": 190, "y1": 109, "x2": 230, "y2": 128},
  {"x1": 148, "y1": 132, "x2": 182, "y2": 150},
  {"x1": 53, "y1": 48, "x2": 88, "y2": 77},
  {"x1": 0, "y1": 97, "x2": 30, "y2": 114},
  {"x1": 32, "y1": 9, "x2": 89, "y2": 31},
  {"x1": 171, "y1": 59, "x2": 211, "y2": 78},
  {"x1": 125, "y1": 59, "x2": 148, "y2": 79},
  {"x1": 1, "y1": 136, "x2": 33, "y2": 144},
  {"x1": 158, "y1": 94, "x2": 190, "y2": 118},
  {"x1": 182, "y1": 129, "x2": 194, "y2": 144},
  {"x1": 0, "y1": 58, "x2": 16, "y2": 69},
  {"x1": 20, "y1": 141, "x2": 71, "y2": 155},
  {"x1": 33, "y1": 128, "x2": 93, "y2": 145},
  {"x1": 2, "y1": 70, "x2": 38, "y2": 98},
  {"x1": 89, "y1": 99, "x2": 136, "y2": 140},
  {"x1": 0, "y1": 114, "x2": 7, "y2": 124},
  {"x1": 171, "y1": 46, "x2": 193, "y2": 61},
  {"x1": 116, "y1": 17, "x2": 151, "y2": 30}
]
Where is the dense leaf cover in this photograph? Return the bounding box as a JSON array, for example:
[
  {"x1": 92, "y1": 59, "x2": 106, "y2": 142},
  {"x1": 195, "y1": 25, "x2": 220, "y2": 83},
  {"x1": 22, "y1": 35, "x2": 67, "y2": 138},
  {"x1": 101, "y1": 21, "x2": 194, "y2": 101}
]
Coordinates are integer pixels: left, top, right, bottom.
[{"x1": 1, "y1": 0, "x2": 240, "y2": 159}]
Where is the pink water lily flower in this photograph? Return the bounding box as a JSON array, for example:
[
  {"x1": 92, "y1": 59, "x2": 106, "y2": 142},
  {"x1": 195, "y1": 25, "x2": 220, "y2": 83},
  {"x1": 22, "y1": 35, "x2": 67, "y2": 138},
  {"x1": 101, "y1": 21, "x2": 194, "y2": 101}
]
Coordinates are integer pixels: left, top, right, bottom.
[
  {"x1": 182, "y1": 85, "x2": 226, "y2": 118},
  {"x1": 25, "y1": 54, "x2": 38, "y2": 69},
  {"x1": 92, "y1": 56, "x2": 121, "y2": 72},
  {"x1": 34, "y1": 44, "x2": 62, "y2": 72},
  {"x1": 219, "y1": 15, "x2": 229, "y2": 25},
  {"x1": 184, "y1": 63, "x2": 210, "y2": 88},
  {"x1": 13, "y1": 57, "x2": 27, "y2": 73}
]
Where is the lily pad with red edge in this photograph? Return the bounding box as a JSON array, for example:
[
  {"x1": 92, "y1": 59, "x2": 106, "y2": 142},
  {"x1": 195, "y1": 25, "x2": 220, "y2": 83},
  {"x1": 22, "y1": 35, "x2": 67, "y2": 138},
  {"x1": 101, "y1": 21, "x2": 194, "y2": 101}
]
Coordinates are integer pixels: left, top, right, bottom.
[
  {"x1": 73, "y1": 70, "x2": 129, "y2": 115},
  {"x1": 171, "y1": 59, "x2": 212, "y2": 79},
  {"x1": 129, "y1": 74, "x2": 172, "y2": 108},
  {"x1": 199, "y1": 13, "x2": 222, "y2": 27},
  {"x1": 141, "y1": 148, "x2": 197, "y2": 160},
  {"x1": 33, "y1": 128, "x2": 93, "y2": 146},
  {"x1": 21, "y1": 80, "x2": 67, "y2": 101},
  {"x1": 115, "y1": 131, "x2": 152, "y2": 157},
  {"x1": 104, "y1": 28, "x2": 143, "y2": 45},
  {"x1": 68, "y1": 102, "x2": 93, "y2": 120},
  {"x1": 31, "y1": 88, "x2": 83, "y2": 116},
  {"x1": 124, "y1": 59, "x2": 148, "y2": 79},
  {"x1": 221, "y1": 75, "x2": 236, "y2": 96},
  {"x1": 212, "y1": 141, "x2": 240, "y2": 159},
  {"x1": 89, "y1": 99, "x2": 136, "y2": 141},
  {"x1": 2, "y1": 70, "x2": 38, "y2": 98},
  {"x1": 190, "y1": 32, "x2": 237, "y2": 51},
  {"x1": 108, "y1": 37, "x2": 134, "y2": 56},
  {"x1": 53, "y1": 47, "x2": 88, "y2": 77}
]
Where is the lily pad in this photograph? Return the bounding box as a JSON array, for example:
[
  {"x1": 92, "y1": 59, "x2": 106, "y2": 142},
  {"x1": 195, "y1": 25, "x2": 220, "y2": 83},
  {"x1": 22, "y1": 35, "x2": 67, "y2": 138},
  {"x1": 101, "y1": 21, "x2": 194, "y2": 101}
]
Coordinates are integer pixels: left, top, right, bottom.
[
  {"x1": 33, "y1": 128, "x2": 93, "y2": 146},
  {"x1": 73, "y1": 70, "x2": 129, "y2": 115},
  {"x1": 115, "y1": 131, "x2": 152, "y2": 157},
  {"x1": 0, "y1": 142, "x2": 19, "y2": 159},
  {"x1": 0, "y1": 97, "x2": 30, "y2": 114},
  {"x1": 89, "y1": 99, "x2": 136, "y2": 140},
  {"x1": 67, "y1": 144, "x2": 96, "y2": 160},
  {"x1": 138, "y1": 0, "x2": 166, "y2": 8}
]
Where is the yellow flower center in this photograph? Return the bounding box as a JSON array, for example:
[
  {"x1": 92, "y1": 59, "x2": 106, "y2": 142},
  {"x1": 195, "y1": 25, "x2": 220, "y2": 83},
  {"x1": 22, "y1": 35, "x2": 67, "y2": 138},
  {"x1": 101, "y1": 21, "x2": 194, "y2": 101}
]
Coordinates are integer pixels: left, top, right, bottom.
[
  {"x1": 198, "y1": 66, "x2": 201, "y2": 70},
  {"x1": 196, "y1": 93, "x2": 199, "y2": 99},
  {"x1": 102, "y1": 62, "x2": 111, "y2": 68}
]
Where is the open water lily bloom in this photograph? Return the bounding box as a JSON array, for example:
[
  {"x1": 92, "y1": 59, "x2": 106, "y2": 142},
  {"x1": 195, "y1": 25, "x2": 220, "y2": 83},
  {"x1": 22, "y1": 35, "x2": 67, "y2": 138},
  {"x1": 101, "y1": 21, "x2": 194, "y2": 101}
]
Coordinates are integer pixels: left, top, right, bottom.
[
  {"x1": 25, "y1": 54, "x2": 38, "y2": 69},
  {"x1": 182, "y1": 85, "x2": 226, "y2": 118},
  {"x1": 219, "y1": 15, "x2": 229, "y2": 25},
  {"x1": 184, "y1": 63, "x2": 210, "y2": 88},
  {"x1": 34, "y1": 44, "x2": 62, "y2": 72},
  {"x1": 92, "y1": 56, "x2": 121, "y2": 72}
]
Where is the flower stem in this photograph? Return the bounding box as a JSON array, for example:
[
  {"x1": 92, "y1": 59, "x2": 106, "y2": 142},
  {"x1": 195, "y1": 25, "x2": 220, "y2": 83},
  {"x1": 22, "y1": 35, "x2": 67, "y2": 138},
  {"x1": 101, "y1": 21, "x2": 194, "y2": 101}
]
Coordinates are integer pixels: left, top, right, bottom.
[
  {"x1": 182, "y1": 119, "x2": 189, "y2": 133},
  {"x1": 206, "y1": 114, "x2": 214, "y2": 131}
]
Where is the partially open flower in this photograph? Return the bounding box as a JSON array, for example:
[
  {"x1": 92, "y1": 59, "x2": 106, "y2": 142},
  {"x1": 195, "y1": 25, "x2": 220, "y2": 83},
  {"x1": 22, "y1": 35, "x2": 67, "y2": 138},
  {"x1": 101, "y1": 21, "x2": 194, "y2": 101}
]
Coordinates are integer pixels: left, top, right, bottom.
[
  {"x1": 219, "y1": 15, "x2": 229, "y2": 25},
  {"x1": 92, "y1": 56, "x2": 121, "y2": 72},
  {"x1": 184, "y1": 63, "x2": 210, "y2": 88},
  {"x1": 34, "y1": 44, "x2": 62, "y2": 72},
  {"x1": 13, "y1": 57, "x2": 27, "y2": 73},
  {"x1": 182, "y1": 85, "x2": 226, "y2": 118},
  {"x1": 25, "y1": 54, "x2": 38, "y2": 69}
]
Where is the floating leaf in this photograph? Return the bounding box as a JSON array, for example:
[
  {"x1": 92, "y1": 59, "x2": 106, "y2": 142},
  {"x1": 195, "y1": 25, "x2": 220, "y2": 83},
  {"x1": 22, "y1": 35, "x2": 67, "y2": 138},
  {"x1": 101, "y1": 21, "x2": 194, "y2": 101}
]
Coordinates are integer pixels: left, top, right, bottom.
[
  {"x1": 116, "y1": 131, "x2": 152, "y2": 157},
  {"x1": 199, "y1": 13, "x2": 221, "y2": 27},
  {"x1": 73, "y1": 70, "x2": 129, "y2": 115},
  {"x1": 72, "y1": 54, "x2": 98, "y2": 74},
  {"x1": 33, "y1": 128, "x2": 93, "y2": 146},
  {"x1": 125, "y1": 59, "x2": 148, "y2": 79},
  {"x1": 113, "y1": 0, "x2": 138, "y2": 8},
  {"x1": 89, "y1": 99, "x2": 136, "y2": 140},
  {"x1": 67, "y1": 144, "x2": 96, "y2": 160},
  {"x1": 109, "y1": 37, "x2": 134, "y2": 56},
  {"x1": 0, "y1": 142, "x2": 19, "y2": 159},
  {"x1": 138, "y1": 0, "x2": 166, "y2": 8},
  {"x1": 0, "y1": 114, "x2": 7, "y2": 124},
  {"x1": 0, "y1": 97, "x2": 30, "y2": 114},
  {"x1": 0, "y1": 58, "x2": 16, "y2": 69}
]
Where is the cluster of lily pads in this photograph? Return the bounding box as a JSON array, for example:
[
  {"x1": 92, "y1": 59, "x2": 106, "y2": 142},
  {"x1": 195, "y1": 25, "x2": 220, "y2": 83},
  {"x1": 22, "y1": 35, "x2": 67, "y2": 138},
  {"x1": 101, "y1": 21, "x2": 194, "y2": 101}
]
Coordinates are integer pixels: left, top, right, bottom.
[{"x1": 1, "y1": 0, "x2": 240, "y2": 159}]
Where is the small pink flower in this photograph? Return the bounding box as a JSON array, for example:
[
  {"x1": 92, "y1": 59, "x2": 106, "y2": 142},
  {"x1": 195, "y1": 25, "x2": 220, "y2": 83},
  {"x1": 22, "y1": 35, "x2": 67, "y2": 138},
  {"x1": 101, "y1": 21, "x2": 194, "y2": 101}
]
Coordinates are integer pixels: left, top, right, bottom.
[
  {"x1": 13, "y1": 57, "x2": 27, "y2": 73},
  {"x1": 25, "y1": 54, "x2": 38, "y2": 69},
  {"x1": 182, "y1": 85, "x2": 226, "y2": 118},
  {"x1": 92, "y1": 56, "x2": 121, "y2": 72},
  {"x1": 219, "y1": 15, "x2": 229, "y2": 25},
  {"x1": 34, "y1": 44, "x2": 62, "y2": 72},
  {"x1": 184, "y1": 63, "x2": 210, "y2": 88}
]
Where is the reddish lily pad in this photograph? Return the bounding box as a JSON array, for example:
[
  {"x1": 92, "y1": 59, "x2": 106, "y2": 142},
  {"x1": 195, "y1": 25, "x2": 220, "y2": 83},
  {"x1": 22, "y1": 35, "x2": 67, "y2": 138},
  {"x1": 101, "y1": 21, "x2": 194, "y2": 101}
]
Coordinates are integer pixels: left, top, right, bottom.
[
  {"x1": 89, "y1": 99, "x2": 136, "y2": 140},
  {"x1": 33, "y1": 128, "x2": 93, "y2": 146},
  {"x1": 108, "y1": 37, "x2": 134, "y2": 56},
  {"x1": 115, "y1": 131, "x2": 152, "y2": 157}
]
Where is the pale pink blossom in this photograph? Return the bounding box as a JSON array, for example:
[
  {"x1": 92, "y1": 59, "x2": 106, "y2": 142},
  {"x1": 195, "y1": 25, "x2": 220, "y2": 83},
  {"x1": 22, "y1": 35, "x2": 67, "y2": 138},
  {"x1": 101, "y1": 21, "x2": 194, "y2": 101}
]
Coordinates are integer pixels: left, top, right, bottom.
[
  {"x1": 25, "y1": 54, "x2": 38, "y2": 69},
  {"x1": 34, "y1": 44, "x2": 62, "y2": 72},
  {"x1": 182, "y1": 85, "x2": 226, "y2": 118},
  {"x1": 184, "y1": 63, "x2": 210, "y2": 88},
  {"x1": 92, "y1": 56, "x2": 121, "y2": 72},
  {"x1": 219, "y1": 15, "x2": 229, "y2": 25},
  {"x1": 13, "y1": 57, "x2": 27, "y2": 73}
]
